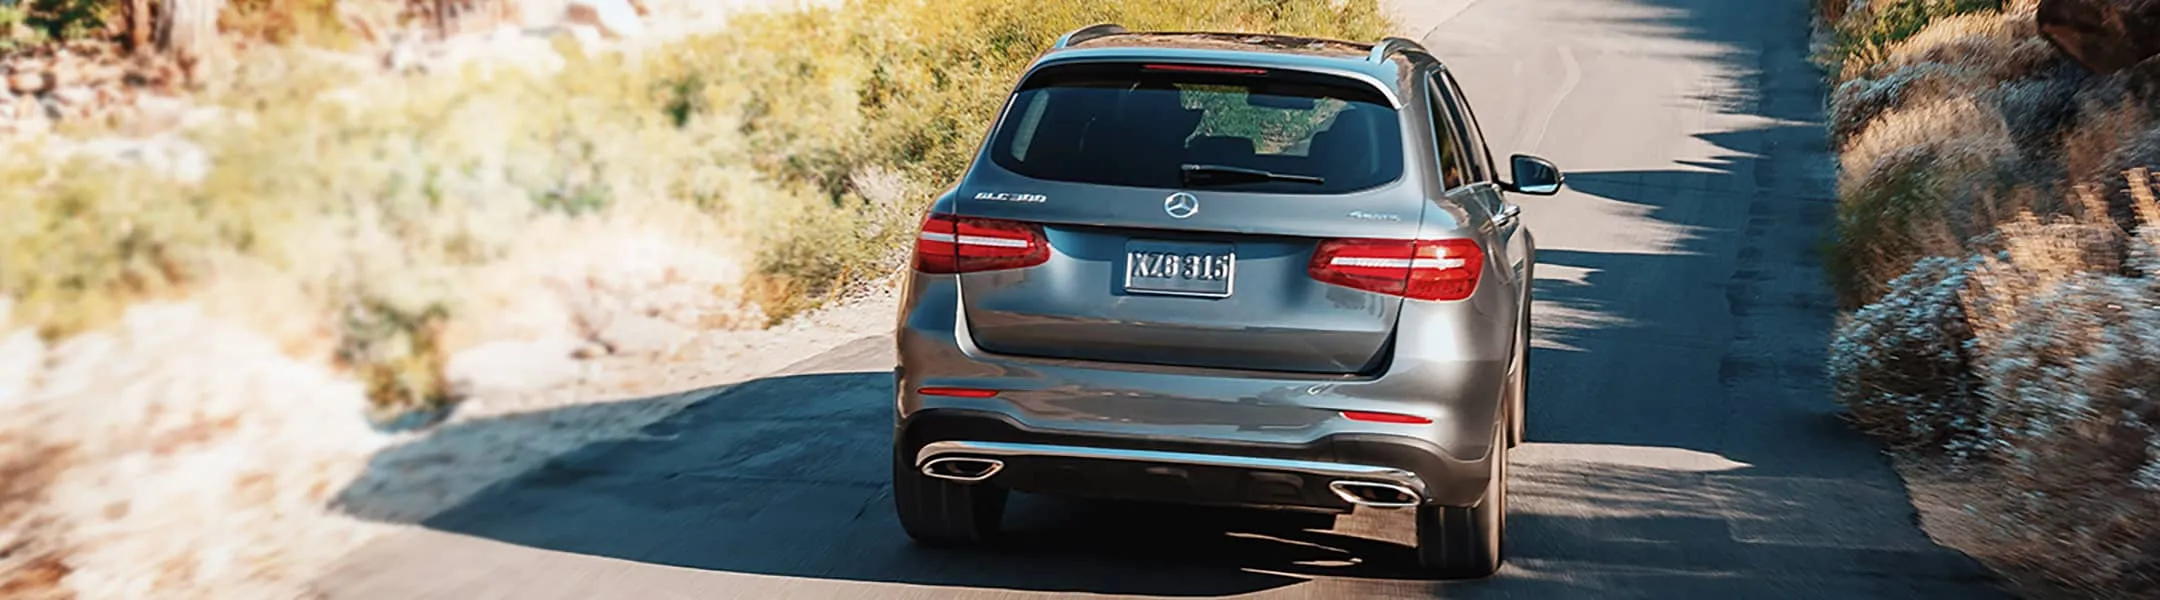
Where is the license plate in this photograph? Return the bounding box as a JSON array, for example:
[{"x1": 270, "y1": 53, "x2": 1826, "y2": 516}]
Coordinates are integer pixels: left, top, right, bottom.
[{"x1": 1123, "y1": 240, "x2": 1234, "y2": 298}]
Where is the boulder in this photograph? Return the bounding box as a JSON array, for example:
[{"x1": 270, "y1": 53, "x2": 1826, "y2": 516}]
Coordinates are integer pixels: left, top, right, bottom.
[
  {"x1": 2038, "y1": 0, "x2": 2160, "y2": 74},
  {"x1": 49, "y1": 86, "x2": 96, "y2": 108},
  {"x1": 6, "y1": 69, "x2": 50, "y2": 95}
]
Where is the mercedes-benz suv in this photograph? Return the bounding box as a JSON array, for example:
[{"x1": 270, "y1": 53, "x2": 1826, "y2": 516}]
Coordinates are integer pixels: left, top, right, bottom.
[{"x1": 890, "y1": 24, "x2": 1564, "y2": 579}]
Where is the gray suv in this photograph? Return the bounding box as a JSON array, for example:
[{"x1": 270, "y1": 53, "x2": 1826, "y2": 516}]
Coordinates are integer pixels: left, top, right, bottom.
[{"x1": 891, "y1": 24, "x2": 1564, "y2": 579}]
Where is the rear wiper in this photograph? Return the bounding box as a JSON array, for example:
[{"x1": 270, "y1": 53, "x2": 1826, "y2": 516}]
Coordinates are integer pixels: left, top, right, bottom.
[{"x1": 1180, "y1": 163, "x2": 1326, "y2": 186}]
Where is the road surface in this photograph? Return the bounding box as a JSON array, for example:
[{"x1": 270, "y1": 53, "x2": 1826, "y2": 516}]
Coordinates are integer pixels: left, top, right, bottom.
[{"x1": 315, "y1": 0, "x2": 2015, "y2": 598}]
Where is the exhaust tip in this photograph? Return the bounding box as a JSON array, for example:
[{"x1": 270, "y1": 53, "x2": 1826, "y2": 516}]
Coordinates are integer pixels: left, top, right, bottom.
[
  {"x1": 1329, "y1": 480, "x2": 1420, "y2": 508},
  {"x1": 920, "y1": 457, "x2": 1004, "y2": 482}
]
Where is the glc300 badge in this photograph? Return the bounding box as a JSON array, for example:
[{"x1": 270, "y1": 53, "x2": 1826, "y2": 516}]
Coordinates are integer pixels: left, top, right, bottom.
[{"x1": 973, "y1": 191, "x2": 1048, "y2": 203}]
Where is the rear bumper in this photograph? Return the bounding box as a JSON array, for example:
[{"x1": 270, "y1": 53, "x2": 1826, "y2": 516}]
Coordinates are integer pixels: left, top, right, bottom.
[
  {"x1": 897, "y1": 408, "x2": 1492, "y2": 508},
  {"x1": 893, "y1": 269, "x2": 1514, "y2": 509}
]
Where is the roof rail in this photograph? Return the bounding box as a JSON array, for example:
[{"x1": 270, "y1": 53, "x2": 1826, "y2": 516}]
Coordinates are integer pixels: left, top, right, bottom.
[
  {"x1": 1366, "y1": 36, "x2": 1424, "y2": 63},
  {"x1": 1054, "y1": 23, "x2": 1128, "y2": 49}
]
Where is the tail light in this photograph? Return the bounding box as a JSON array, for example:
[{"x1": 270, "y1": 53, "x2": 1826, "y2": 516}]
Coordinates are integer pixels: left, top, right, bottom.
[
  {"x1": 914, "y1": 212, "x2": 1051, "y2": 274},
  {"x1": 1308, "y1": 238, "x2": 1484, "y2": 301}
]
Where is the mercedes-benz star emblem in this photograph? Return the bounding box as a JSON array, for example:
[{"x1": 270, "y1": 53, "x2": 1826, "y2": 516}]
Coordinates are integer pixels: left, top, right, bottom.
[{"x1": 1163, "y1": 192, "x2": 1200, "y2": 219}]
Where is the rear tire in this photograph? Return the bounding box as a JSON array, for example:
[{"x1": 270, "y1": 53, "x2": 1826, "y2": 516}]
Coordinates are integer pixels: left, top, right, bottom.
[
  {"x1": 1414, "y1": 425, "x2": 1508, "y2": 579},
  {"x1": 893, "y1": 453, "x2": 1008, "y2": 547}
]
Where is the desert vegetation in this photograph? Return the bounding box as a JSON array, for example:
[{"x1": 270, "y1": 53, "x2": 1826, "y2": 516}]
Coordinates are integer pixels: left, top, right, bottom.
[
  {"x1": 0, "y1": 0, "x2": 1393, "y2": 596},
  {"x1": 1818, "y1": 0, "x2": 2160, "y2": 595}
]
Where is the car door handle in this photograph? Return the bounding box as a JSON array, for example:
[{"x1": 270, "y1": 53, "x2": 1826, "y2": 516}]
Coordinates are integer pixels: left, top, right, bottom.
[{"x1": 1494, "y1": 203, "x2": 1521, "y2": 226}]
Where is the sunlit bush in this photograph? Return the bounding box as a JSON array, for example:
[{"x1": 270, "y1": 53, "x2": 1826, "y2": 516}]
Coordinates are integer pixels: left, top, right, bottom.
[
  {"x1": 1831, "y1": 0, "x2": 2006, "y2": 75},
  {"x1": 1829, "y1": 94, "x2": 2016, "y2": 305}
]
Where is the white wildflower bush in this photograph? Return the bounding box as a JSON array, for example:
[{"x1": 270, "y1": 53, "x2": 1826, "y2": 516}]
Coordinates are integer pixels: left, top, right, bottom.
[
  {"x1": 1829, "y1": 255, "x2": 1990, "y2": 457},
  {"x1": 1962, "y1": 265, "x2": 2160, "y2": 590},
  {"x1": 1964, "y1": 177, "x2": 2160, "y2": 489},
  {"x1": 1969, "y1": 274, "x2": 2160, "y2": 476}
]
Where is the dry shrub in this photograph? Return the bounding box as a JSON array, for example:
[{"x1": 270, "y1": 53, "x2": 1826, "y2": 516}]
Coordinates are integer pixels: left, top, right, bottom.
[
  {"x1": 1832, "y1": 0, "x2": 2007, "y2": 76},
  {"x1": 2064, "y1": 96, "x2": 2155, "y2": 187},
  {"x1": 1993, "y1": 72, "x2": 2086, "y2": 167},
  {"x1": 2090, "y1": 124, "x2": 2160, "y2": 226},
  {"x1": 1971, "y1": 267, "x2": 2160, "y2": 594},
  {"x1": 1822, "y1": 0, "x2": 1853, "y2": 23},
  {"x1": 1873, "y1": 2, "x2": 2051, "y2": 77},
  {"x1": 1831, "y1": 62, "x2": 1987, "y2": 148},
  {"x1": 1956, "y1": 172, "x2": 2160, "y2": 596},
  {"x1": 1831, "y1": 95, "x2": 2017, "y2": 304},
  {"x1": 1829, "y1": 0, "x2": 2066, "y2": 148}
]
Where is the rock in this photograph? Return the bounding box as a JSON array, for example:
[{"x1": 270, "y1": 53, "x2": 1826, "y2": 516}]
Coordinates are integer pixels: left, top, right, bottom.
[
  {"x1": 46, "y1": 60, "x2": 79, "y2": 89},
  {"x1": 50, "y1": 86, "x2": 96, "y2": 107},
  {"x1": 564, "y1": 0, "x2": 645, "y2": 39},
  {"x1": 2038, "y1": 0, "x2": 2160, "y2": 74},
  {"x1": 7, "y1": 70, "x2": 50, "y2": 95},
  {"x1": 592, "y1": 314, "x2": 689, "y2": 356}
]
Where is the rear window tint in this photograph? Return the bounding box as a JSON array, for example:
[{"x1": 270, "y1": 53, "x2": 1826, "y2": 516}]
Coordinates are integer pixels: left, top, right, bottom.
[{"x1": 987, "y1": 63, "x2": 1405, "y2": 195}]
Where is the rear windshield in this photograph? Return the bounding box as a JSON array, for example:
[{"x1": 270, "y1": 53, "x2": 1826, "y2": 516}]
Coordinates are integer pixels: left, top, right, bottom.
[{"x1": 986, "y1": 63, "x2": 1405, "y2": 195}]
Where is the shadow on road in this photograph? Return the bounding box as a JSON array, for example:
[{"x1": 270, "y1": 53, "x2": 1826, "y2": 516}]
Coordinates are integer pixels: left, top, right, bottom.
[{"x1": 324, "y1": 365, "x2": 1997, "y2": 598}]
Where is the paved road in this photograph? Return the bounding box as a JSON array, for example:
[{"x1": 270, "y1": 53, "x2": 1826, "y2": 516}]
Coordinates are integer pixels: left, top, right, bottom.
[{"x1": 317, "y1": 0, "x2": 2015, "y2": 598}]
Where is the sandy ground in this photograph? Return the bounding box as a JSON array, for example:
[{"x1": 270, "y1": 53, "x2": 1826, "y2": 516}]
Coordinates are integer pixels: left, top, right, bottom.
[{"x1": 1893, "y1": 460, "x2": 2085, "y2": 600}]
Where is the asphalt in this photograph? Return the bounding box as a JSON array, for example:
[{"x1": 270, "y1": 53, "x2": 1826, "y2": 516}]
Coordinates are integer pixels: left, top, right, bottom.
[{"x1": 314, "y1": 0, "x2": 2019, "y2": 598}]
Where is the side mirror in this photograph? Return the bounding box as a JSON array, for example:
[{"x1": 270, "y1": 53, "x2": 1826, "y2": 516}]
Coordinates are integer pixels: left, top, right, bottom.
[{"x1": 1505, "y1": 154, "x2": 1564, "y2": 196}]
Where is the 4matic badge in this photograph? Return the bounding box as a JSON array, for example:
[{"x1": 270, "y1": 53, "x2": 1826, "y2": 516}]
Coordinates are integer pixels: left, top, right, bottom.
[{"x1": 973, "y1": 191, "x2": 1048, "y2": 204}]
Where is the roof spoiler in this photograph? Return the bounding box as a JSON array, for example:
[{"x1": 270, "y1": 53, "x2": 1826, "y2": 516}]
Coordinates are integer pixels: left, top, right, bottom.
[
  {"x1": 1054, "y1": 23, "x2": 1128, "y2": 49},
  {"x1": 1366, "y1": 36, "x2": 1424, "y2": 63}
]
